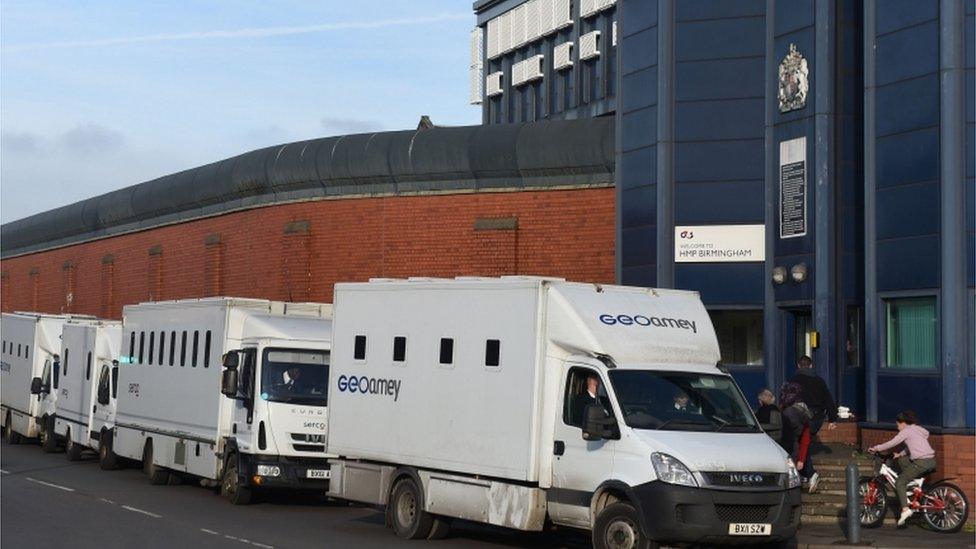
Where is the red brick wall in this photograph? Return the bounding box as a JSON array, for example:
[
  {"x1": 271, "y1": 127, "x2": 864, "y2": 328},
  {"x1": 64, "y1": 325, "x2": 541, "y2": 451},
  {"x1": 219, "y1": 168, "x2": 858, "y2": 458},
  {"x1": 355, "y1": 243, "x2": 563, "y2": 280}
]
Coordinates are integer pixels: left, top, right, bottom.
[
  {"x1": 0, "y1": 188, "x2": 615, "y2": 318},
  {"x1": 862, "y1": 427, "x2": 976, "y2": 509}
]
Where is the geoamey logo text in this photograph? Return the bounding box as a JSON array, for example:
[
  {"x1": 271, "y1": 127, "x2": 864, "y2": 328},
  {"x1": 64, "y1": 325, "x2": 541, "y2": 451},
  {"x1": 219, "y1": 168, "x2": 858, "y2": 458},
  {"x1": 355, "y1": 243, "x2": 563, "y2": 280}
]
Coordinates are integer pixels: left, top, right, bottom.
[
  {"x1": 599, "y1": 314, "x2": 698, "y2": 334},
  {"x1": 337, "y1": 375, "x2": 402, "y2": 402}
]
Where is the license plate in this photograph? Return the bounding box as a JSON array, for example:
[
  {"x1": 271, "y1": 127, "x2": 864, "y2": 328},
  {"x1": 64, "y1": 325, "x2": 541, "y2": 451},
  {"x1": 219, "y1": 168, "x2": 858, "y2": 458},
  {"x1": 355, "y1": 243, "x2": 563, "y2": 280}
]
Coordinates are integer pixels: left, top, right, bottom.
[
  {"x1": 306, "y1": 469, "x2": 330, "y2": 479},
  {"x1": 728, "y1": 523, "x2": 771, "y2": 536}
]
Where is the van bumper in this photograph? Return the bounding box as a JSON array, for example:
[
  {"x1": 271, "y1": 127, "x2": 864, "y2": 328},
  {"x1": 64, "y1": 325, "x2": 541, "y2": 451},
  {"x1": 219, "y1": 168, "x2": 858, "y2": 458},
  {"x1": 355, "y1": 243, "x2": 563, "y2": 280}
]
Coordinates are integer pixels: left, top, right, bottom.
[
  {"x1": 631, "y1": 481, "x2": 801, "y2": 544},
  {"x1": 240, "y1": 454, "x2": 331, "y2": 491}
]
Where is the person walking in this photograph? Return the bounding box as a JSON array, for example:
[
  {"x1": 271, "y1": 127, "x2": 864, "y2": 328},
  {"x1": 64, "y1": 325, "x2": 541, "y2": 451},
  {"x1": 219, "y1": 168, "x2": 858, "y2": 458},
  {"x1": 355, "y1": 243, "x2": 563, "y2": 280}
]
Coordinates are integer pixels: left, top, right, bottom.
[
  {"x1": 868, "y1": 410, "x2": 937, "y2": 527},
  {"x1": 790, "y1": 355, "x2": 839, "y2": 439},
  {"x1": 779, "y1": 382, "x2": 819, "y2": 493},
  {"x1": 755, "y1": 388, "x2": 782, "y2": 443}
]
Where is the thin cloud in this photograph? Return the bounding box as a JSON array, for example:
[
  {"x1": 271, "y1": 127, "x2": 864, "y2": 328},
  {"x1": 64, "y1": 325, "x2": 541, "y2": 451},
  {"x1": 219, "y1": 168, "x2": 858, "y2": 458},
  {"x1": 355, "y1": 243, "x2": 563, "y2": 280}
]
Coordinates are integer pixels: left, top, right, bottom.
[
  {"x1": 4, "y1": 13, "x2": 470, "y2": 53},
  {"x1": 59, "y1": 123, "x2": 125, "y2": 155},
  {"x1": 321, "y1": 117, "x2": 382, "y2": 135}
]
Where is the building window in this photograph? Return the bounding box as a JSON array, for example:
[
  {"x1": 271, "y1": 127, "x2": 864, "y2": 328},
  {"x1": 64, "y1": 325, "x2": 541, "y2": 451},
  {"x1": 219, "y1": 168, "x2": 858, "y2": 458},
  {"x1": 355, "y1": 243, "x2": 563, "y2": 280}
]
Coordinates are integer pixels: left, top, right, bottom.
[
  {"x1": 885, "y1": 297, "x2": 938, "y2": 370},
  {"x1": 709, "y1": 310, "x2": 764, "y2": 367}
]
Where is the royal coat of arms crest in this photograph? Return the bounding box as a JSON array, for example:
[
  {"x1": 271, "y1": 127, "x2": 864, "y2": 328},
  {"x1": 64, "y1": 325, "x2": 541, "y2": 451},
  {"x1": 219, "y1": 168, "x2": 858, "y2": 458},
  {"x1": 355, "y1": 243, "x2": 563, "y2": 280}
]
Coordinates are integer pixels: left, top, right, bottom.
[{"x1": 778, "y1": 43, "x2": 809, "y2": 113}]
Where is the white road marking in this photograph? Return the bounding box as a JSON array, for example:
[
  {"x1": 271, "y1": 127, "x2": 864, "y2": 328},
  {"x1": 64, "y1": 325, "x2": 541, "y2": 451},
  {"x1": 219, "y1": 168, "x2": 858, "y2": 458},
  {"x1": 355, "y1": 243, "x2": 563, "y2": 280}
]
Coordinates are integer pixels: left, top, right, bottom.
[
  {"x1": 0, "y1": 469, "x2": 10, "y2": 474},
  {"x1": 25, "y1": 477, "x2": 75, "y2": 492},
  {"x1": 200, "y1": 528, "x2": 219, "y2": 535},
  {"x1": 224, "y1": 535, "x2": 240, "y2": 541},
  {"x1": 99, "y1": 497, "x2": 116, "y2": 504},
  {"x1": 250, "y1": 542, "x2": 274, "y2": 548},
  {"x1": 121, "y1": 505, "x2": 162, "y2": 518}
]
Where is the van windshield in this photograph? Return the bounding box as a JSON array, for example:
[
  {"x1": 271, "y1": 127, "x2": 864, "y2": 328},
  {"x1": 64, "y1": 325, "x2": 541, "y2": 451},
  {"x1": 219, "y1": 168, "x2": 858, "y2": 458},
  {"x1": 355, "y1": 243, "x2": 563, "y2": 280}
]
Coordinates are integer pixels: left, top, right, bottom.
[
  {"x1": 260, "y1": 348, "x2": 330, "y2": 406},
  {"x1": 608, "y1": 370, "x2": 759, "y2": 433}
]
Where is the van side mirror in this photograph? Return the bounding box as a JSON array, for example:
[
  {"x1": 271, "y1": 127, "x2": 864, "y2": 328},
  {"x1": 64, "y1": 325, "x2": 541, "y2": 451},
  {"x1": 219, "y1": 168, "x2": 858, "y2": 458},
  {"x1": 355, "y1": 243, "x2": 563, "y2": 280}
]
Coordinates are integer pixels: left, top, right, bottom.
[
  {"x1": 222, "y1": 352, "x2": 240, "y2": 369},
  {"x1": 582, "y1": 403, "x2": 618, "y2": 441},
  {"x1": 221, "y1": 369, "x2": 239, "y2": 397},
  {"x1": 30, "y1": 377, "x2": 44, "y2": 395}
]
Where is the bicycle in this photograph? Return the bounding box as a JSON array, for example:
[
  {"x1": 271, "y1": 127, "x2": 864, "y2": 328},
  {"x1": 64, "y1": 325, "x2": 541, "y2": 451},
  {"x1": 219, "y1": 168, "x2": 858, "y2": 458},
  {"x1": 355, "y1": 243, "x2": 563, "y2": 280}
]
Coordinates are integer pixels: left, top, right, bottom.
[{"x1": 857, "y1": 452, "x2": 969, "y2": 532}]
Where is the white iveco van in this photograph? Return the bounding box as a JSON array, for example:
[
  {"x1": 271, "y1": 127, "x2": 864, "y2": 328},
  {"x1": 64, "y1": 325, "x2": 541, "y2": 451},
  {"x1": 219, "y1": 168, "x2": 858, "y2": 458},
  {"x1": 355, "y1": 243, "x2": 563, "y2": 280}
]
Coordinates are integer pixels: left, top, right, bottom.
[
  {"x1": 53, "y1": 319, "x2": 122, "y2": 461},
  {"x1": 326, "y1": 277, "x2": 801, "y2": 548}
]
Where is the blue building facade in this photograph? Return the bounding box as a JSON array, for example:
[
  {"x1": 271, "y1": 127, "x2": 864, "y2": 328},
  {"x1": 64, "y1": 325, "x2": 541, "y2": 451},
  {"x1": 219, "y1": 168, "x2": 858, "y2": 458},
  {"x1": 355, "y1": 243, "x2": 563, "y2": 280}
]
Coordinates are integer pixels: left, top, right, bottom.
[{"x1": 473, "y1": 0, "x2": 975, "y2": 430}]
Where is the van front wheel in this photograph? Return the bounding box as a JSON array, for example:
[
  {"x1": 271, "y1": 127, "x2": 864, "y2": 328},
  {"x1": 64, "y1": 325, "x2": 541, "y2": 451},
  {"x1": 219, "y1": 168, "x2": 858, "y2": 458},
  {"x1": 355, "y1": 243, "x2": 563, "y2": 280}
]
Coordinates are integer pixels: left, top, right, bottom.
[
  {"x1": 65, "y1": 429, "x2": 83, "y2": 461},
  {"x1": 40, "y1": 417, "x2": 59, "y2": 453},
  {"x1": 593, "y1": 502, "x2": 658, "y2": 549}
]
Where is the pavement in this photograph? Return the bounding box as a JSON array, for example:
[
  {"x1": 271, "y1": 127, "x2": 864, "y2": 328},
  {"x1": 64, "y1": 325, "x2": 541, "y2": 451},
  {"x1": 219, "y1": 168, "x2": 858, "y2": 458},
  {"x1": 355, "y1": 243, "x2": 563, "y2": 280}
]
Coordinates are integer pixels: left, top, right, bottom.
[{"x1": 2, "y1": 439, "x2": 973, "y2": 549}]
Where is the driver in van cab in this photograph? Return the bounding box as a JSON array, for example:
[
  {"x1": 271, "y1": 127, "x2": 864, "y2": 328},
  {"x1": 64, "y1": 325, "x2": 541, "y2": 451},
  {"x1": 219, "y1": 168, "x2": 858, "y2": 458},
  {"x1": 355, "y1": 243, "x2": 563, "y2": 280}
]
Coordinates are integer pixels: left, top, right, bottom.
[
  {"x1": 573, "y1": 374, "x2": 607, "y2": 426},
  {"x1": 673, "y1": 390, "x2": 699, "y2": 413},
  {"x1": 282, "y1": 367, "x2": 302, "y2": 389}
]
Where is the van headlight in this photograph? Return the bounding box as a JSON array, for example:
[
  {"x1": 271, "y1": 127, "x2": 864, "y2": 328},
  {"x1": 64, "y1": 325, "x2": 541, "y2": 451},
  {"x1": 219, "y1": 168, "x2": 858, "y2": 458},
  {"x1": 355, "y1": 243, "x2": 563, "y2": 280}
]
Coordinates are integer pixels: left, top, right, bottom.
[
  {"x1": 651, "y1": 453, "x2": 698, "y2": 487},
  {"x1": 786, "y1": 458, "x2": 801, "y2": 489},
  {"x1": 256, "y1": 464, "x2": 281, "y2": 477}
]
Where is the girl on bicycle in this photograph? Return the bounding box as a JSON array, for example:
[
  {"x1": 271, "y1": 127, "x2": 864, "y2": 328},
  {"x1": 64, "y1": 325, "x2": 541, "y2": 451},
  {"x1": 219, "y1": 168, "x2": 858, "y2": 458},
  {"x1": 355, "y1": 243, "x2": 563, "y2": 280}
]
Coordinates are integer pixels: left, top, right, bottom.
[{"x1": 868, "y1": 410, "x2": 937, "y2": 526}]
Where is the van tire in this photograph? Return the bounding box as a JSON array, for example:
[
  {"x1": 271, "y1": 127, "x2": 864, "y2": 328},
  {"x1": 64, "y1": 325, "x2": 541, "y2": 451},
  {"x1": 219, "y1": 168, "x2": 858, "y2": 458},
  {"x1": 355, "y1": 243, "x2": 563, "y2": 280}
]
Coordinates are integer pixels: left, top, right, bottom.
[
  {"x1": 98, "y1": 430, "x2": 118, "y2": 470},
  {"x1": 143, "y1": 441, "x2": 170, "y2": 485},
  {"x1": 593, "y1": 502, "x2": 658, "y2": 549},
  {"x1": 388, "y1": 477, "x2": 435, "y2": 540},
  {"x1": 65, "y1": 429, "x2": 83, "y2": 461},
  {"x1": 4, "y1": 413, "x2": 22, "y2": 444},
  {"x1": 40, "y1": 416, "x2": 59, "y2": 453},
  {"x1": 221, "y1": 458, "x2": 252, "y2": 505}
]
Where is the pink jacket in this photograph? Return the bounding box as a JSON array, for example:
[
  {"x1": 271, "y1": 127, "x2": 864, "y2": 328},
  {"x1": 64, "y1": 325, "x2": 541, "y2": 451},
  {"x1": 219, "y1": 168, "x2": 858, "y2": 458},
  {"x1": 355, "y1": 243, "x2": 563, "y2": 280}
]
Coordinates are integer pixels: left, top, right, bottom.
[{"x1": 870, "y1": 425, "x2": 935, "y2": 460}]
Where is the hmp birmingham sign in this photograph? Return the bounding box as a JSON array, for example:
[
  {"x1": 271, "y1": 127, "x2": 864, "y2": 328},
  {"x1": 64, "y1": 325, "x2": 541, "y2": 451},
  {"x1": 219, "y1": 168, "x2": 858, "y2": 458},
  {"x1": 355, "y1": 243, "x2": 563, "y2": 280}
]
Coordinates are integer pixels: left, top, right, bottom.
[{"x1": 674, "y1": 225, "x2": 766, "y2": 263}]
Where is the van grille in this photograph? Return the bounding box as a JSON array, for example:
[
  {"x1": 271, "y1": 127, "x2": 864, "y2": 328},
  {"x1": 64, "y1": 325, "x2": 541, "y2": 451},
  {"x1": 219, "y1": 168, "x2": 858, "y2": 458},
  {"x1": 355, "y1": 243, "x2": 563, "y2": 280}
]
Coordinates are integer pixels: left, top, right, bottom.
[
  {"x1": 703, "y1": 472, "x2": 783, "y2": 488},
  {"x1": 292, "y1": 443, "x2": 326, "y2": 453},
  {"x1": 715, "y1": 504, "x2": 772, "y2": 523}
]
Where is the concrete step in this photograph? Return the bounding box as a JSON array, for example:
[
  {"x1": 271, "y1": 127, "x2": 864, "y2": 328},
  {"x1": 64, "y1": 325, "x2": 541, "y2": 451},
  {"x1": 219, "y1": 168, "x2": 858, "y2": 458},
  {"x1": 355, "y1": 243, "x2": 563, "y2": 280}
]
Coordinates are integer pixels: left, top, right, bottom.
[{"x1": 802, "y1": 491, "x2": 848, "y2": 503}]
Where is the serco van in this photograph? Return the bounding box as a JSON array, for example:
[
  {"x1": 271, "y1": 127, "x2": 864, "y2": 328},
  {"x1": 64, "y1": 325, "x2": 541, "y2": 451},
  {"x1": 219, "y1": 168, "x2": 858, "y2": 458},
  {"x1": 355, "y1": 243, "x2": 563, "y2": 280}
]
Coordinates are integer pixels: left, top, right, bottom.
[
  {"x1": 1, "y1": 312, "x2": 96, "y2": 449},
  {"x1": 106, "y1": 298, "x2": 334, "y2": 504},
  {"x1": 52, "y1": 319, "x2": 122, "y2": 462},
  {"x1": 325, "y1": 277, "x2": 801, "y2": 548}
]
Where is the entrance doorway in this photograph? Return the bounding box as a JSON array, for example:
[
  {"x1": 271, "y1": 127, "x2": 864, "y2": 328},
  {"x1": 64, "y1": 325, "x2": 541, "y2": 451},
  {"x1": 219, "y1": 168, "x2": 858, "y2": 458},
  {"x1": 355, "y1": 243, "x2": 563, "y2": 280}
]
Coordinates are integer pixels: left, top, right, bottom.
[{"x1": 783, "y1": 308, "x2": 813, "y2": 381}]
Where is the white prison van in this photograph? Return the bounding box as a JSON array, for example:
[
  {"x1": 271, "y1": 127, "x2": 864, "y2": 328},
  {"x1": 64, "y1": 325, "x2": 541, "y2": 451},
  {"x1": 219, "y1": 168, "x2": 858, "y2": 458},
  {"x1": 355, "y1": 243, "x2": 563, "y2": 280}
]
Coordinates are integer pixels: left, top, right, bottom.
[
  {"x1": 107, "y1": 298, "x2": 333, "y2": 505},
  {"x1": 326, "y1": 277, "x2": 801, "y2": 548},
  {"x1": 1, "y1": 312, "x2": 94, "y2": 450},
  {"x1": 53, "y1": 319, "x2": 122, "y2": 462}
]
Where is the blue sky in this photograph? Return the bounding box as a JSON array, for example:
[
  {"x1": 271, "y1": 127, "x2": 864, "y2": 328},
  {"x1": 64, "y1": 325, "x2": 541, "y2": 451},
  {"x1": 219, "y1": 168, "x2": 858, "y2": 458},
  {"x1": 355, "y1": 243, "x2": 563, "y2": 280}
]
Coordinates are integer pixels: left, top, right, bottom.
[{"x1": 0, "y1": 1, "x2": 480, "y2": 222}]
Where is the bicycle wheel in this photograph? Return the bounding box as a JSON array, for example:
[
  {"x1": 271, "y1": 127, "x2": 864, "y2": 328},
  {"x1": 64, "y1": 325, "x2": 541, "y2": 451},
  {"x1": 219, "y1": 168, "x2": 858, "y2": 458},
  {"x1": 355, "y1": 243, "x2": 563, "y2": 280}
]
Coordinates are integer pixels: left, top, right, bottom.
[
  {"x1": 921, "y1": 482, "x2": 969, "y2": 533},
  {"x1": 858, "y1": 477, "x2": 888, "y2": 528}
]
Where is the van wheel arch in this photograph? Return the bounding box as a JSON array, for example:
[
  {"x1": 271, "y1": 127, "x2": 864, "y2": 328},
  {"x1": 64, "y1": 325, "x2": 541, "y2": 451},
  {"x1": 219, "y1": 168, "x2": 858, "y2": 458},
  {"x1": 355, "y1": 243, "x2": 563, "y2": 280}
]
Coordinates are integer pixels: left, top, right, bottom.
[{"x1": 590, "y1": 481, "x2": 646, "y2": 532}]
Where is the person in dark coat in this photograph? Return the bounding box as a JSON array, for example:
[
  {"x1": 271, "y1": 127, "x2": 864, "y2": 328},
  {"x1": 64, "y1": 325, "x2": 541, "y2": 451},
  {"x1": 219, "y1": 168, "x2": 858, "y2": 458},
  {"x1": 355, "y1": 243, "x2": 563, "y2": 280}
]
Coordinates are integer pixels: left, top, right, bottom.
[
  {"x1": 779, "y1": 382, "x2": 819, "y2": 493},
  {"x1": 573, "y1": 374, "x2": 603, "y2": 426},
  {"x1": 755, "y1": 388, "x2": 782, "y2": 442},
  {"x1": 790, "y1": 355, "x2": 838, "y2": 441}
]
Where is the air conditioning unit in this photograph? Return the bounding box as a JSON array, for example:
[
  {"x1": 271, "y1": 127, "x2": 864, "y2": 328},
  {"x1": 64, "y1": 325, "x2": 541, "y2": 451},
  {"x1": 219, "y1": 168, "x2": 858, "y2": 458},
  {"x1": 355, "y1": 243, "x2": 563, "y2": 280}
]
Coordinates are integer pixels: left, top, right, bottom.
[
  {"x1": 513, "y1": 55, "x2": 545, "y2": 86},
  {"x1": 470, "y1": 27, "x2": 483, "y2": 68},
  {"x1": 525, "y1": 0, "x2": 541, "y2": 43},
  {"x1": 486, "y1": 71, "x2": 504, "y2": 97},
  {"x1": 499, "y1": 10, "x2": 512, "y2": 54},
  {"x1": 554, "y1": 0, "x2": 573, "y2": 30},
  {"x1": 582, "y1": 0, "x2": 617, "y2": 18},
  {"x1": 512, "y1": 3, "x2": 527, "y2": 49},
  {"x1": 538, "y1": 0, "x2": 555, "y2": 36},
  {"x1": 553, "y1": 41, "x2": 574, "y2": 70},
  {"x1": 580, "y1": 30, "x2": 601, "y2": 60},
  {"x1": 470, "y1": 66, "x2": 484, "y2": 105},
  {"x1": 487, "y1": 18, "x2": 500, "y2": 59}
]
